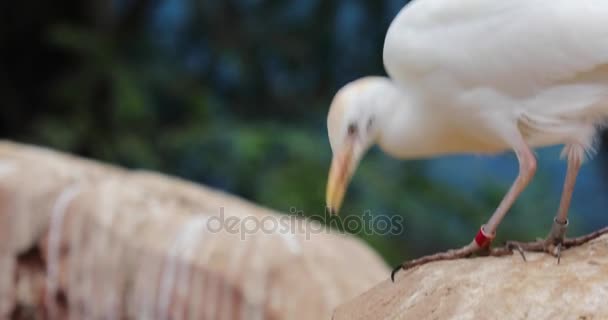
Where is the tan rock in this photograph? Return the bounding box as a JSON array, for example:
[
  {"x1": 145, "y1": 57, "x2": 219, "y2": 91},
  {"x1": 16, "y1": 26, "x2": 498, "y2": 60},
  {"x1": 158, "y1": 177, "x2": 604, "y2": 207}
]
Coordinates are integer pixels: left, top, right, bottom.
[
  {"x1": 335, "y1": 235, "x2": 608, "y2": 320},
  {"x1": 0, "y1": 141, "x2": 388, "y2": 319}
]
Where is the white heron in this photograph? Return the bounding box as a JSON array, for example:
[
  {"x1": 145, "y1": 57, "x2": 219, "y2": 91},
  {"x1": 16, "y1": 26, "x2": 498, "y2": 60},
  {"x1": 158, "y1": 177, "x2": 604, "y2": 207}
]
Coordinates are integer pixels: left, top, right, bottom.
[{"x1": 325, "y1": 0, "x2": 608, "y2": 280}]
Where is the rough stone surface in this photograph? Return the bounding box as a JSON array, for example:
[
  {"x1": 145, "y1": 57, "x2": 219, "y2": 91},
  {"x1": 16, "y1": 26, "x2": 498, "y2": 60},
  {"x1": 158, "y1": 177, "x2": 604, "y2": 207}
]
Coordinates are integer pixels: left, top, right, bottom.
[
  {"x1": 334, "y1": 235, "x2": 608, "y2": 320},
  {"x1": 0, "y1": 141, "x2": 388, "y2": 319}
]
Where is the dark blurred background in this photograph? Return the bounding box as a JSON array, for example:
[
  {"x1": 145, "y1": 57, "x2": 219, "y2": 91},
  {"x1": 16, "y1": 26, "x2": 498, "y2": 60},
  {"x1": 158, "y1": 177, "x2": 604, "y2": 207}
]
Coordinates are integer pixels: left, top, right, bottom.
[{"x1": 2, "y1": 0, "x2": 608, "y2": 266}]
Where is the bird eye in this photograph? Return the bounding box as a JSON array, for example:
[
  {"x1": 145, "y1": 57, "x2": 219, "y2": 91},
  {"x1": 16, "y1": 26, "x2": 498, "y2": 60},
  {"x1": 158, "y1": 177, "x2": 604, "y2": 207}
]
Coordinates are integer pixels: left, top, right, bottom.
[{"x1": 347, "y1": 123, "x2": 358, "y2": 136}]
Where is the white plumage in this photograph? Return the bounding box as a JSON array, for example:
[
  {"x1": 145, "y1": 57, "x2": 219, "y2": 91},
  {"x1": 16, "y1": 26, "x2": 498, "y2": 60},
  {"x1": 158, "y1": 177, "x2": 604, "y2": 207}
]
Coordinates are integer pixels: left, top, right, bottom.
[
  {"x1": 325, "y1": 0, "x2": 608, "y2": 274},
  {"x1": 383, "y1": 0, "x2": 608, "y2": 156}
]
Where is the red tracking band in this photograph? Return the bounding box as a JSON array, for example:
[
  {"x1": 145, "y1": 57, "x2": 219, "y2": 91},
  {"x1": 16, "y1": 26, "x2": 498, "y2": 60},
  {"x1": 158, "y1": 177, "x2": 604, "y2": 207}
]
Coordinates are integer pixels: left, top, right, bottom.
[{"x1": 474, "y1": 226, "x2": 495, "y2": 248}]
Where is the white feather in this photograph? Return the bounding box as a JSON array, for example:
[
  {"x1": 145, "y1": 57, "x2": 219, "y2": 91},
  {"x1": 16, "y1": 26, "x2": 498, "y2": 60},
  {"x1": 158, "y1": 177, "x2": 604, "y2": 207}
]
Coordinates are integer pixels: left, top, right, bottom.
[{"x1": 381, "y1": 0, "x2": 608, "y2": 154}]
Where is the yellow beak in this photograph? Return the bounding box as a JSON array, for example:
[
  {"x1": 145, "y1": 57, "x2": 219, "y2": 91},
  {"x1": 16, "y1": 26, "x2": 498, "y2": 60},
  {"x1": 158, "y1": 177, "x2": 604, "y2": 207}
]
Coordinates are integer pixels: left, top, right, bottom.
[{"x1": 326, "y1": 143, "x2": 355, "y2": 215}]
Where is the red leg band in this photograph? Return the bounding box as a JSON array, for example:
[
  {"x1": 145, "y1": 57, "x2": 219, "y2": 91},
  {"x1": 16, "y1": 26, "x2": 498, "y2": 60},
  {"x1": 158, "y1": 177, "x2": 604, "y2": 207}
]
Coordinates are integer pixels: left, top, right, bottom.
[{"x1": 474, "y1": 226, "x2": 495, "y2": 248}]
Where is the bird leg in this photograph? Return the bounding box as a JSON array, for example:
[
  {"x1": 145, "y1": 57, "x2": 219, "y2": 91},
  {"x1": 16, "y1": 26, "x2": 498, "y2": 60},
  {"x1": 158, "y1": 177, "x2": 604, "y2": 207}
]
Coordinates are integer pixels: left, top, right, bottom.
[
  {"x1": 501, "y1": 146, "x2": 608, "y2": 262},
  {"x1": 392, "y1": 138, "x2": 537, "y2": 282}
]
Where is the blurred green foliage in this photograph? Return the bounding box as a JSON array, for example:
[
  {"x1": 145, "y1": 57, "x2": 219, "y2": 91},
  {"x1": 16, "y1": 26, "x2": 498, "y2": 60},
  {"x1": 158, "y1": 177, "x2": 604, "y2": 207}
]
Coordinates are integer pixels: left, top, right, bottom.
[{"x1": 2, "y1": 0, "x2": 607, "y2": 266}]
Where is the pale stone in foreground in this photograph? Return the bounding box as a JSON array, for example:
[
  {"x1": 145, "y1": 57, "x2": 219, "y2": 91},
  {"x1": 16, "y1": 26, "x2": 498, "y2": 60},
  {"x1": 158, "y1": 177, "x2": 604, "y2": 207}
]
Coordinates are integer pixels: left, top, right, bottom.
[
  {"x1": 334, "y1": 235, "x2": 608, "y2": 320},
  {"x1": 0, "y1": 141, "x2": 388, "y2": 319}
]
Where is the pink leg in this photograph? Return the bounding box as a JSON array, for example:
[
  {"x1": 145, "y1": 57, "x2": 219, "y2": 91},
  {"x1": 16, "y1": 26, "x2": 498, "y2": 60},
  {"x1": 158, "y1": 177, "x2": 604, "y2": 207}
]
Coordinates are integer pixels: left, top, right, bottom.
[
  {"x1": 482, "y1": 141, "x2": 537, "y2": 236},
  {"x1": 391, "y1": 136, "x2": 537, "y2": 281},
  {"x1": 505, "y1": 144, "x2": 608, "y2": 260},
  {"x1": 543, "y1": 149, "x2": 583, "y2": 250},
  {"x1": 555, "y1": 146, "x2": 582, "y2": 225}
]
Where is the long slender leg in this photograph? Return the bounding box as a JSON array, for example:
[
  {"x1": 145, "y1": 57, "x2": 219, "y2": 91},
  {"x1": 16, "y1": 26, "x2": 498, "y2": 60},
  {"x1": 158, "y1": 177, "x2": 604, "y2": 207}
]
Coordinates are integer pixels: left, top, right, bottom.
[
  {"x1": 391, "y1": 136, "x2": 537, "y2": 281},
  {"x1": 555, "y1": 146, "x2": 582, "y2": 224},
  {"x1": 483, "y1": 142, "x2": 537, "y2": 236},
  {"x1": 546, "y1": 147, "x2": 582, "y2": 255},
  {"x1": 504, "y1": 144, "x2": 608, "y2": 259}
]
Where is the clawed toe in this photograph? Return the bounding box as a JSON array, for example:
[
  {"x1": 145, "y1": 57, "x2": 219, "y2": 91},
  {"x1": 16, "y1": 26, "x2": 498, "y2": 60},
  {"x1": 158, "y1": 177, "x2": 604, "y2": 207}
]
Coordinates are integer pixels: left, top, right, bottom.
[
  {"x1": 390, "y1": 264, "x2": 402, "y2": 282},
  {"x1": 504, "y1": 241, "x2": 528, "y2": 262},
  {"x1": 391, "y1": 240, "x2": 488, "y2": 282},
  {"x1": 501, "y1": 226, "x2": 608, "y2": 264},
  {"x1": 390, "y1": 227, "x2": 608, "y2": 283},
  {"x1": 555, "y1": 243, "x2": 563, "y2": 264}
]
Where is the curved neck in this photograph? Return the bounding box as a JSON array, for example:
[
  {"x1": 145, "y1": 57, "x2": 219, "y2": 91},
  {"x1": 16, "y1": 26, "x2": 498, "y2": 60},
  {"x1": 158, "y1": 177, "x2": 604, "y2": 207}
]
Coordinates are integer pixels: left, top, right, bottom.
[{"x1": 371, "y1": 79, "x2": 462, "y2": 159}]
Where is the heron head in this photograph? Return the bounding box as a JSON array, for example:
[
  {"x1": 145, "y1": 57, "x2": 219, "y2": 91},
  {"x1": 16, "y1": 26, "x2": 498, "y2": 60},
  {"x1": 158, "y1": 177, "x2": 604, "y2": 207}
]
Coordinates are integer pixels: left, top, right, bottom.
[{"x1": 325, "y1": 77, "x2": 385, "y2": 215}]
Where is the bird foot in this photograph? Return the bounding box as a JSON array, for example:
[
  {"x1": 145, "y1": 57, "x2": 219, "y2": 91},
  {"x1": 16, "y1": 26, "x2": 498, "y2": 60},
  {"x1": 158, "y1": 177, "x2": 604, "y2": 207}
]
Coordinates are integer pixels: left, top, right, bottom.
[
  {"x1": 391, "y1": 242, "x2": 476, "y2": 282},
  {"x1": 391, "y1": 226, "x2": 517, "y2": 282},
  {"x1": 501, "y1": 221, "x2": 608, "y2": 264},
  {"x1": 390, "y1": 224, "x2": 608, "y2": 282},
  {"x1": 390, "y1": 241, "x2": 518, "y2": 282}
]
